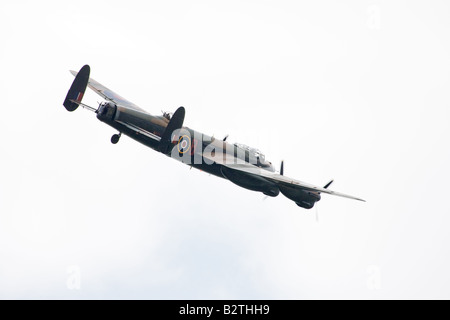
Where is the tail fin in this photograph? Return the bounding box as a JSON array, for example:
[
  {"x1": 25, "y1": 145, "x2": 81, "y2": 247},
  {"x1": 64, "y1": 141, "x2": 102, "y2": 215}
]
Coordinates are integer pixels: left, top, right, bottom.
[
  {"x1": 63, "y1": 65, "x2": 90, "y2": 112},
  {"x1": 159, "y1": 106, "x2": 186, "y2": 154}
]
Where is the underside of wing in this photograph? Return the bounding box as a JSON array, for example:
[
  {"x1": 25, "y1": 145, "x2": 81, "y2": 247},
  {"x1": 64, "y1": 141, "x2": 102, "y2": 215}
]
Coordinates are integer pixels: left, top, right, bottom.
[
  {"x1": 70, "y1": 69, "x2": 145, "y2": 112},
  {"x1": 221, "y1": 163, "x2": 365, "y2": 202}
]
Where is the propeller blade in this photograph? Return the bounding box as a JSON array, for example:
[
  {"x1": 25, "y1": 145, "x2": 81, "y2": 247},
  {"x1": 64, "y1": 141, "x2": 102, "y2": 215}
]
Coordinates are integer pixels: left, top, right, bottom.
[
  {"x1": 280, "y1": 161, "x2": 284, "y2": 176},
  {"x1": 323, "y1": 179, "x2": 334, "y2": 189}
]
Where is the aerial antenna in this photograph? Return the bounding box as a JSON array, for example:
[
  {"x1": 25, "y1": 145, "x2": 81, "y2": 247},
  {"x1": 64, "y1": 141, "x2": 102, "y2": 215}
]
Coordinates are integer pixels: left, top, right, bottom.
[{"x1": 161, "y1": 110, "x2": 172, "y2": 120}]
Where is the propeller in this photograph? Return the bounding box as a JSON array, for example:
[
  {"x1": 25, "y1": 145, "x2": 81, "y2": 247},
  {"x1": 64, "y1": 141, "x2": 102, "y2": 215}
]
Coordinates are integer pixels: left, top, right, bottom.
[
  {"x1": 278, "y1": 160, "x2": 334, "y2": 222},
  {"x1": 315, "y1": 180, "x2": 334, "y2": 223},
  {"x1": 323, "y1": 179, "x2": 334, "y2": 189}
]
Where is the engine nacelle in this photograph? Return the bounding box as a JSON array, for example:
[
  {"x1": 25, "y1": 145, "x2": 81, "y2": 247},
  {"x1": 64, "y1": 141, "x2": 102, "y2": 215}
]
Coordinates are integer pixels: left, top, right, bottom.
[
  {"x1": 279, "y1": 185, "x2": 321, "y2": 209},
  {"x1": 296, "y1": 201, "x2": 315, "y2": 209},
  {"x1": 221, "y1": 166, "x2": 279, "y2": 197}
]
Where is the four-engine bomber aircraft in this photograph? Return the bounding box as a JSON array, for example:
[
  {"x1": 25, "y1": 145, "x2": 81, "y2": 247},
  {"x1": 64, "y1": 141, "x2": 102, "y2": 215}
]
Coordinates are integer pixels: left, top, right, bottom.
[{"x1": 63, "y1": 65, "x2": 364, "y2": 209}]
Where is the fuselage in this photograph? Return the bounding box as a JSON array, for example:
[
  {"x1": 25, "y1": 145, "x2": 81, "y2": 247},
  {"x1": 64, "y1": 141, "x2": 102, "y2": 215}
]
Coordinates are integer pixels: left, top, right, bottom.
[{"x1": 96, "y1": 102, "x2": 276, "y2": 180}]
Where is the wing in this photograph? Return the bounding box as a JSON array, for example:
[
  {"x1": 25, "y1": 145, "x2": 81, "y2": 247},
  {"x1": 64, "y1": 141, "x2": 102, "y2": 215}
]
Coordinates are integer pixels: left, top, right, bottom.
[
  {"x1": 70, "y1": 70, "x2": 145, "y2": 112},
  {"x1": 221, "y1": 162, "x2": 365, "y2": 202}
]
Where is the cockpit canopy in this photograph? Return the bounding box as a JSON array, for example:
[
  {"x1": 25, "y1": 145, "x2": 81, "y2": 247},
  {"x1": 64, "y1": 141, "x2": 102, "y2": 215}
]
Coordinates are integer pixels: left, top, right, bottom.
[
  {"x1": 234, "y1": 143, "x2": 274, "y2": 172},
  {"x1": 234, "y1": 143, "x2": 266, "y2": 161}
]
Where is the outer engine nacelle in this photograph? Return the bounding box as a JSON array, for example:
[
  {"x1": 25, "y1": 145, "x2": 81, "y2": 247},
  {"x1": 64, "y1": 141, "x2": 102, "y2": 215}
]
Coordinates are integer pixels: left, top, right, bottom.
[
  {"x1": 221, "y1": 166, "x2": 280, "y2": 197},
  {"x1": 296, "y1": 201, "x2": 315, "y2": 209},
  {"x1": 279, "y1": 185, "x2": 321, "y2": 210}
]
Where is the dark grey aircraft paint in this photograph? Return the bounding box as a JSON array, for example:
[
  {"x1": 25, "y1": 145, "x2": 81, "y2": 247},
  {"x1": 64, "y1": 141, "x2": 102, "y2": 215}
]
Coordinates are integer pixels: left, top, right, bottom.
[{"x1": 63, "y1": 65, "x2": 364, "y2": 209}]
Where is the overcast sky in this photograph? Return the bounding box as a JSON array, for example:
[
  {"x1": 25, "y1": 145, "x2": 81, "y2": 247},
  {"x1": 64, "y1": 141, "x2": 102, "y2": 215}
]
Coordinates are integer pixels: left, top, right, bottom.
[{"x1": 1, "y1": 0, "x2": 450, "y2": 299}]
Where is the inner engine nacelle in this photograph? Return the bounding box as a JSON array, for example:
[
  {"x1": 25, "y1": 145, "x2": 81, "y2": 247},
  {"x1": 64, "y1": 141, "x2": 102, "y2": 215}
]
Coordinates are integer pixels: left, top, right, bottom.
[
  {"x1": 279, "y1": 185, "x2": 321, "y2": 209},
  {"x1": 221, "y1": 166, "x2": 279, "y2": 197}
]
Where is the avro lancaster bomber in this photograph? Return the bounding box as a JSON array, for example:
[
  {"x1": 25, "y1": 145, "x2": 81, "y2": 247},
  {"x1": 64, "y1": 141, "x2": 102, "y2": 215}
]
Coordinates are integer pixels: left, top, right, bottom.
[{"x1": 63, "y1": 65, "x2": 364, "y2": 209}]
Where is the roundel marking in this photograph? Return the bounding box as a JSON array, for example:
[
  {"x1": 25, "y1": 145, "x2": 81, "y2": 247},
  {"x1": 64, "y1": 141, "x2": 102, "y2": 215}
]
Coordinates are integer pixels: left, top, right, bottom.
[{"x1": 177, "y1": 135, "x2": 191, "y2": 154}]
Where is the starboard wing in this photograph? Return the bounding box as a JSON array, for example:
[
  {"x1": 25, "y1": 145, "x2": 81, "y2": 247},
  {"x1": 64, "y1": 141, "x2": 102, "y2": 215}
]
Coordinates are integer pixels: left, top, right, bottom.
[{"x1": 219, "y1": 162, "x2": 365, "y2": 202}]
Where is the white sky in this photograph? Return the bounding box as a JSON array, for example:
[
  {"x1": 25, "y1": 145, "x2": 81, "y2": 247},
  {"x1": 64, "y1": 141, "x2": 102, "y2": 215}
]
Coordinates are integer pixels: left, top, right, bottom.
[{"x1": 1, "y1": 0, "x2": 450, "y2": 299}]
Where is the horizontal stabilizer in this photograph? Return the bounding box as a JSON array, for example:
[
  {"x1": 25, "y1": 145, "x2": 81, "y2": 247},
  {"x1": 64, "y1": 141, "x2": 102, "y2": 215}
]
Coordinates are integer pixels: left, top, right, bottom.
[{"x1": 63, "y1": 65, "x2": 90, "y2": 112}]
